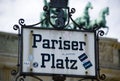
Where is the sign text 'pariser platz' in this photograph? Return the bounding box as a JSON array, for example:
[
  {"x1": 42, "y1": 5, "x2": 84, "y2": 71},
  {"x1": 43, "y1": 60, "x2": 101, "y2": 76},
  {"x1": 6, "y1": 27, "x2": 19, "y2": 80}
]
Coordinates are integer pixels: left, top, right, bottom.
[{"x1": 22, "y1": 28, "x2": 96, "y2": 76}]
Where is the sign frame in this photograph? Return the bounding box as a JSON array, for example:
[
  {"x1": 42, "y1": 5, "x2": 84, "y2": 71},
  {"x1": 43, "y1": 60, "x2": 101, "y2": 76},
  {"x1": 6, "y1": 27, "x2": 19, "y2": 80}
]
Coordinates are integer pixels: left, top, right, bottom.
[{"x1": 20, "y1": 26, "x2": 98, "y2": 78}]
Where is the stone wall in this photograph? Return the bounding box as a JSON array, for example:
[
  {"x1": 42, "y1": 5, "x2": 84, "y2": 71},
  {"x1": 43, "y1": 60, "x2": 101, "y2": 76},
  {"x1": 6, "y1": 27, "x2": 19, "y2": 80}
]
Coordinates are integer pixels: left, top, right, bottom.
[
  {"x1": 0, "y1": 32, "x2": 18, "y2": 56},
  {"x1": 99, "y1": 37, "x2": 120, "y2": 81},
  {"x1": 0, "y1": 32, "x2": 18, "y2": 81},
  {"x1": 99, "y1": 37, "x2": 120, "y2": 69}
]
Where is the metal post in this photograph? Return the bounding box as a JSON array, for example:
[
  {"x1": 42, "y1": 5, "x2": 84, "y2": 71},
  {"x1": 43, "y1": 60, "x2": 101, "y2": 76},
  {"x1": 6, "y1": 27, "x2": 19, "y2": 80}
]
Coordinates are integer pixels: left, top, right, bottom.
[{"x1": 52, "y1": 75, "x2": 66, "y2": 81}]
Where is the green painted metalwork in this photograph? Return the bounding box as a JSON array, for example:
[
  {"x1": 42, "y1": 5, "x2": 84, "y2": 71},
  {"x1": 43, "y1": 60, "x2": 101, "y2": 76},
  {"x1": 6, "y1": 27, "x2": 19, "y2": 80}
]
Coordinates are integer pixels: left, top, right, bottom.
[
  {"x1": 73, "y1": 2, "x2": 93, "y2": 29},
  {"x1": 87, "y1": 7, "x2": 109, "y2": 30},
  {"x1": 40, "y1": 0, "x2": 69, "y2": 29},
  {"x1": 40, "y1": 0, "x2": 50, "y2": 27}
]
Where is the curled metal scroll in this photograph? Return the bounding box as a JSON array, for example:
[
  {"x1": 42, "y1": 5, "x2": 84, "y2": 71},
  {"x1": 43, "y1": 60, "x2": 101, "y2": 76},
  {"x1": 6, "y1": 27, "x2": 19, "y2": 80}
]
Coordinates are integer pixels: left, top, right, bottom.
[
  {"x1": 13, "y1": 75, "x2": 43, "y2": 81},
  {"x1": 15, "y1": 75, "x2": 25, "y2": 81},
  {"x1": 12, "y1": 19, "x2": 44, "y2": 81},
  {"x1": 96, "y1": 29, "x2": 106, "y2": 81},
  {"x1": 70, "y1": 8, "x2": 83, "y2": 29},
  {"x1": 99, "y1": 74, "x2": 106, "y2": 80},
  {"x1": 70, "y1": 8, "x2": 91, "y2": 30},
  {"x1": 11, "y1": 70, "x2": 18, "y2": 76},
  {"x1": 12, "y1": 24, "x2": 21, "y2": 79},
  {"x1": 98, "y1": 30, "x2": 105, "y2": 36},
  {"x1": 97, "y1": 29, "x2": 107, "y2": 40},
  {"x1": 13, "y1": 25, "x2": 20, "y2": 30},
  {"x1": 19, "y1": 19, "x2": 25, "y2": 26}
]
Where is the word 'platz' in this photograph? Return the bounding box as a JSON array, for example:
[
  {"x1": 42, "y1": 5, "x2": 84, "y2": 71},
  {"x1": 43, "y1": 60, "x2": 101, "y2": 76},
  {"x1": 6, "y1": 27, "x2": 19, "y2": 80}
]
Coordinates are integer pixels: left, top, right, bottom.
[
  {"x1": 40, "y1": 53, "x2": 93, "y2": 70},
  {"x1": 41, "y1": 53, "x2": 78, "y2": 69}
]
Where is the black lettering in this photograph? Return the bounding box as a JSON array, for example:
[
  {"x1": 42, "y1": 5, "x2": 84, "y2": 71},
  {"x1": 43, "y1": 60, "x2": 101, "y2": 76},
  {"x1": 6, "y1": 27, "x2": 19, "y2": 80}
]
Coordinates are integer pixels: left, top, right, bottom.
[
  {"x1": 64, "y1": 41, "x2": 70, "y2": 50},
  {"x1": 43, "y1": 39, "x2": 50, "y2": 48},
  {"x1": 58, "y1": 37, "x2": 63, "y2": 49},
  {"x1": 70, "y1": 60, "x2": 78, "y2": 69},
  {"x1": 41, "y1": 53, "x2": 50, "y2": 68},
  {"x1": 65, "y1": 57, "x2": 69, "y2": 69},
  {"x1": 51, "y1": 54, "x2": 55, "y2": 68},
  {"x1": 72, "y1": 41, "x2": 78, "y2": 50},
  {"x1": 56, "y1": 59, "x2": 64, "y2": 69},
  {"x1": 32, "y1": 34, "x2": 42, "y2": 48},
  {"x1": 79, "y1": 42, "x2": 86, "y2": 51},
  {"x1": 51, "y1": 40, "x2": 58, "y2": 49}
]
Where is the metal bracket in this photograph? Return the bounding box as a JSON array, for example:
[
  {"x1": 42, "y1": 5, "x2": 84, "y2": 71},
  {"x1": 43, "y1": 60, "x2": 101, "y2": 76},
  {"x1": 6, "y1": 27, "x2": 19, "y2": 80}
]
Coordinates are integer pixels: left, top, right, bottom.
[{"x1": 11, "y1": 0, "x2": 109, "y2": 81}]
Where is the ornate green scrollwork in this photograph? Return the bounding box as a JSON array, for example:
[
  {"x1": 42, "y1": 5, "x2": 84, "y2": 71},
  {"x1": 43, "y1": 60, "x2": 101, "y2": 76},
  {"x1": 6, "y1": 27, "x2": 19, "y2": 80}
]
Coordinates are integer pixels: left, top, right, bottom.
[
  {"x1": 87, "y1": 7, "x2": 109, "y2": 30},
  {"x1": 40, "y1": 1, "x2": 109, "y2": 31},
  {"x1": 73, "y1": 2, "x2": 93, "y2": 29}
]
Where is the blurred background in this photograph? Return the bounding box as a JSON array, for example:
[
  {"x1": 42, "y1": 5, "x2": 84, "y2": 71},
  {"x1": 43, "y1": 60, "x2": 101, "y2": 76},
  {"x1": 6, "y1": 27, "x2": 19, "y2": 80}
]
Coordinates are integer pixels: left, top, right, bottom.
[{"x1": 0, "y1": 0, "x2": 120, "y2": 41}]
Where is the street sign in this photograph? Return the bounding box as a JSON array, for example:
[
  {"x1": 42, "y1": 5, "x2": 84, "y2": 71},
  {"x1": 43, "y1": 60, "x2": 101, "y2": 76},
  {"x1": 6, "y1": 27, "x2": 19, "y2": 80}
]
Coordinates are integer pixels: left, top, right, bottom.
[{"x1": 21, "y1": 27, "x2": 97, "y2": 77}]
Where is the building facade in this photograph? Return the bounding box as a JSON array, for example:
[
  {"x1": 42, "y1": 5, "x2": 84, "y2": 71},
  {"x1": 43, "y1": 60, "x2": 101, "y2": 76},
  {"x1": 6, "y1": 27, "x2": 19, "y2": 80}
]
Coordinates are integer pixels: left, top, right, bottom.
[
  {"x1": 0, "y1": 32, "x2": 120, "y2": 81},
  {"x1": 99, "y1": 37, "x2": 120, "y2": 81}
]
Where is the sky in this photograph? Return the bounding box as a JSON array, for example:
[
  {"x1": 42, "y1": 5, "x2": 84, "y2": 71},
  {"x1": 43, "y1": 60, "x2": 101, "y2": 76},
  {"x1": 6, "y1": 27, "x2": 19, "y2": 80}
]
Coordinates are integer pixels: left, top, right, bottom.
[{"x1": 0, "y1": 0, "x2": 120, "y2": 41}]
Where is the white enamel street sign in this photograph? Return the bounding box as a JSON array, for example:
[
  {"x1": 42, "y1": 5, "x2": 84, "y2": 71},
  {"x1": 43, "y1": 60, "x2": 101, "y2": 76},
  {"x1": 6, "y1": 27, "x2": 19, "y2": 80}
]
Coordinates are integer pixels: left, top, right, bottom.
[{"x1": 21, "y1": 27, "x2": 97, "y2": 77}]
